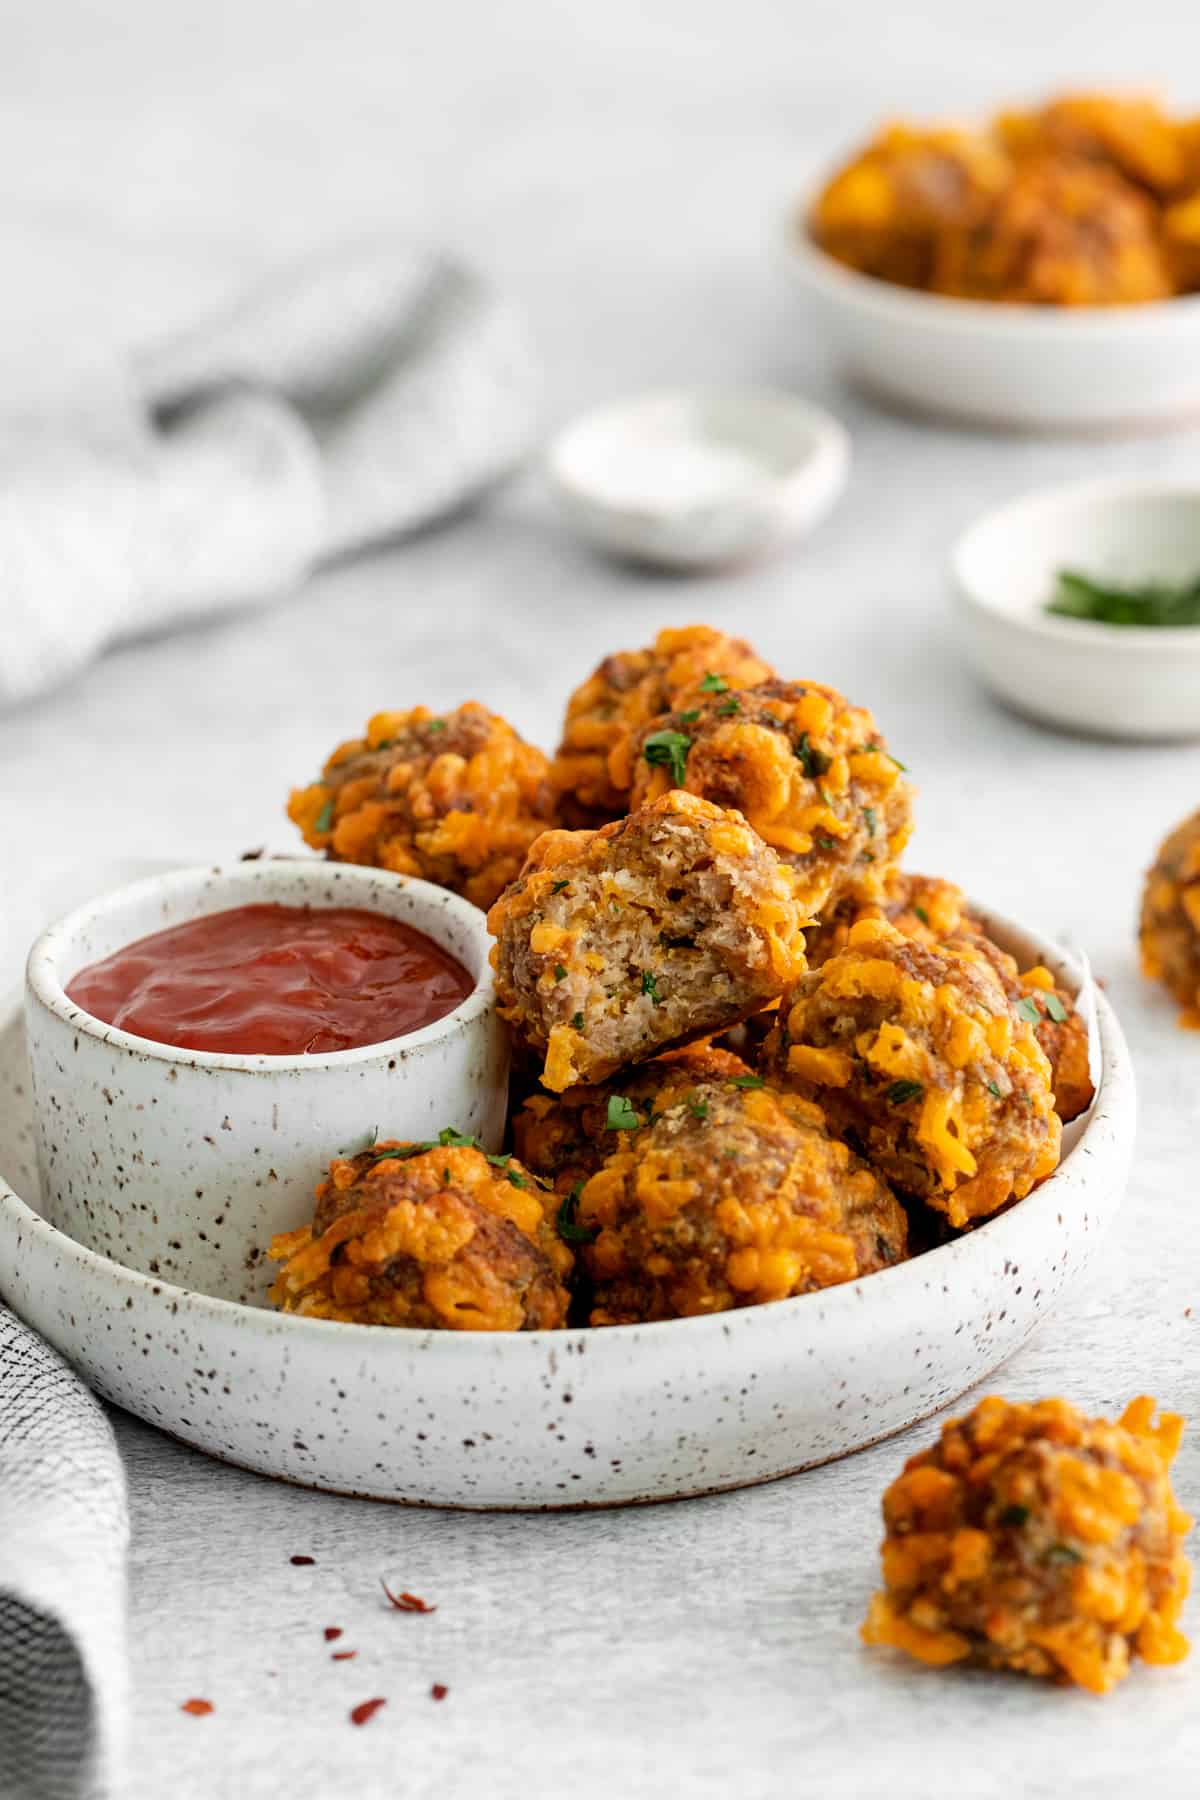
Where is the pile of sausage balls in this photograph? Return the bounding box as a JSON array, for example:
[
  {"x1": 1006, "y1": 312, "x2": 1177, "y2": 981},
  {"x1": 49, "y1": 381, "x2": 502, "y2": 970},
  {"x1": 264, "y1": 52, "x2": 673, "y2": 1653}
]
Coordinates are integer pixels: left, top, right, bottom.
[{"x1": 271, "y1": 624, "x2": 1196, "y2": 1696}]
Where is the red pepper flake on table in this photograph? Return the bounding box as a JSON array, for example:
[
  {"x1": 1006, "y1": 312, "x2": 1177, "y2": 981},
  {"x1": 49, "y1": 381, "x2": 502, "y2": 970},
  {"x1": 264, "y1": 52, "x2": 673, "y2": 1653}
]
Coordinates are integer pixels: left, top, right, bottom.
[
  {"x1": 180, "y1": 1699, "x2": 214, "y2": 1717},
  {"x1": 350, "y1": 1698, "x2": 387, "y2": 1727},
  {"x1": 381, "y1": 1579, "x2": 437, "y2": 1613},
  {"x1": 332, "y1": 1651, "x2": 358, "y2": 1662},
  {"x1": 430, "y1": 1683, "x2": 449, "y2": 1702},
  {"x1": 323, "y1": 1626, "x2": 342, "y2": 1642},
  {"x1": 290, "y1": 1554, "x2": 315, "y2": 1566}
]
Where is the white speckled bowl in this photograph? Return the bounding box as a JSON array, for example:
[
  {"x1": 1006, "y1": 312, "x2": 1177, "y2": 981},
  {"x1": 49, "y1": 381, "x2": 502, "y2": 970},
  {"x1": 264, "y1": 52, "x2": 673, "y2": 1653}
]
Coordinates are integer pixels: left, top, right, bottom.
[
  {"x1": 23, "y1": 862, "x2": 507, "y2": 1304},
  {"x1": 0, "y1": 895, "x2": 1134, "y2": 1508}
]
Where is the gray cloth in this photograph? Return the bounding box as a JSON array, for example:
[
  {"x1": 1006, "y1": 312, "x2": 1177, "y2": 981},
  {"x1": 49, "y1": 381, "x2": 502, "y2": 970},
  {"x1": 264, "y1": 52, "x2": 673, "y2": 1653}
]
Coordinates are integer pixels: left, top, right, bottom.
[
  {"x1": 0, "y1": 244, "x2": 538, "y2": 708},
  {"x1": 0, "y1": 1308, "x2": 128, "y2": 1800}
]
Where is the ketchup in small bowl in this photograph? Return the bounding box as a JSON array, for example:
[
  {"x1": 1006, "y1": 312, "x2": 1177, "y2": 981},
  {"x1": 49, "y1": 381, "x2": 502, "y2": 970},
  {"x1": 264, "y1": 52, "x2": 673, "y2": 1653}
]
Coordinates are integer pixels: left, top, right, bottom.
[{"x1": 67, "y1": 903, "x2": 475, "y2": 1056}]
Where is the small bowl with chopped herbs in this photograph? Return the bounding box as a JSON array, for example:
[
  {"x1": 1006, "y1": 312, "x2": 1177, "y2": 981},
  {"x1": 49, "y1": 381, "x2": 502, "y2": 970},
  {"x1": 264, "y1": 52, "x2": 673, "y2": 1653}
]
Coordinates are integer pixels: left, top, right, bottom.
[{"x1": 952, "y1": 478, "x2": 1200, "y2": 739}]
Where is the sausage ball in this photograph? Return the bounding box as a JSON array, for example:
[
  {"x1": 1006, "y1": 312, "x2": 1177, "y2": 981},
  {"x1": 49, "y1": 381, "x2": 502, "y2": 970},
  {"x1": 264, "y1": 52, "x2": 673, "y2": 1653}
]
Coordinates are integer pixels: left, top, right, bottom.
[
  {"x1": 512, "y1": 1042, "x2": 756, "y2": 1192},
  {"x1": 626, "y1": 680, "x2": 913, "y2": 920},
  {"x1": 1140, "y1": 808, "x2": 1200, "y2": 1027},
  {"x1": 287, "y1": 701, "x2": 557, "y2": 911},
  {"x1": 763, "y1": 918, "x2": 1061, "y2": 1229},
  {"x1": 862, "y1": 1395, "x2": 1192, "y2": 1693},
  {"x1": 807, "y1": 873, "x2": 1094, "y2": 1124},
  {"x1": 994, "y1": 91, "x2": 1188, "y2": 196},
  {"x1": 931, "y1": 155, "x2": 1172, "y2": 306},
  {"x1": 269, "y1": 1136, "x2": 571, "y2": 1331},
  {"x1": 550, "y1": 624, "x2": 774, "y2": 827},
  {"x1": 573, "y1": 1076, "x2": 908, "y2": 1324},
  {"x1": 487, "y1": 790, "x2": 808, "y2": 1092},
  {"x1": 809, "y1": 122, "x2": 1011, "y2": 289}
]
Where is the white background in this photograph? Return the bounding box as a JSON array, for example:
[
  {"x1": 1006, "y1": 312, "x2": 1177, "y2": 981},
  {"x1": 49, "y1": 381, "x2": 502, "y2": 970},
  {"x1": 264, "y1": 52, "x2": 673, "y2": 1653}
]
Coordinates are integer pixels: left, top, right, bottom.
[{"x1": 2, "y1": 2, "x2": 1200, "y2": 1793}]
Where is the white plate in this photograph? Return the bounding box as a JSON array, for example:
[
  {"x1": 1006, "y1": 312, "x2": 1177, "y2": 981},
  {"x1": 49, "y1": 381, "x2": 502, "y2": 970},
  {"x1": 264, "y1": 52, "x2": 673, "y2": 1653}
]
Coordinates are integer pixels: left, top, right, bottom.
[
  {"x1": 0, "y1": 902, "x2": 1134, "y2": 1509},
  {"x1": 952, "y1": 479, "x2": 1200, "y2": 740},
  {"x1": 786, "y1": 203, "x2": 1200, "y2": 433}
]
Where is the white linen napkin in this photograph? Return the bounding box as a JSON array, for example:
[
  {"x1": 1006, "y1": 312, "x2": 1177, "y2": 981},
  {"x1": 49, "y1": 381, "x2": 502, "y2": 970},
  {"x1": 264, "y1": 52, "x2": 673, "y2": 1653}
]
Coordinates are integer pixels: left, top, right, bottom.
[
  {"x1": 0, "y1": 1307, "x2": 129, "y2": 1800},
  {"x1": 0, "y1": 243, "x2": 538, "y2": 709}
]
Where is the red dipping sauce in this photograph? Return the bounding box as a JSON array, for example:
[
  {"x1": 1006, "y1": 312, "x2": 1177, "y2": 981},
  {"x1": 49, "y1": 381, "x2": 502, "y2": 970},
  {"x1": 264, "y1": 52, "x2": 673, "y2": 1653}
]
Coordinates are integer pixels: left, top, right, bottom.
[{"x1": 66, "y1": 904, "x2": 475, "y2": 1056}]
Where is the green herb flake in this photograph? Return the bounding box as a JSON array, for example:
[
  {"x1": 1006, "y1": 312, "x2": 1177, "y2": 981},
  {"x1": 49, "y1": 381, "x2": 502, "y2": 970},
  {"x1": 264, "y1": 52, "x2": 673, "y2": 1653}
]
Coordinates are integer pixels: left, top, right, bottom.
[
  {"x1": 642, "y1": 728, "x2": 692, "y2": 786},
  {"x1": 1044, "y1": 992, "x2": 1069, "y2": 1024},
  {"x1": 556, "y1": 1181, "x2": 599, "y2": 1245},
  {"x1": 641, "y1": 970, "x2": 663, "y2": 1006},
  {"x1": 795, "y1": 731, "x2": 831, "y2": 779},
  {"x1": 886, "y1": 1079, "x2": 923, "y2": 1106},
  {"x1": 863, "y1": 805, "x2": 878, "y2": 836},
  {"x1": 687, "y1": 1094, "x2": 709, "y2": 1120},
  {"x1": 314, "y1": 798, "x2": 335, "y2": 834},
  {"x1": 913, "y1": 905, "x2": 930, "y2": 926},
  {"x1": 504, "y1": 1168, "x2": 529, "y2": 1190},
  {"x1": 699, "y1": 671, "x2": 729, "y2": 693},
  {"x1": 554, "y1": 964, "x2": 568, "y2": 983},
  {"x1": 729, "y1": 1074, "x2": 765, "y2": 1090},
  {"x1": 717, "y1": 696, "x2": 740, "y2": 716},
  {"x1": 1046, "y1": 1543, "x2": 1083, "y2": 1565},
  {"x1": 605, "y1": 1094, "x2": 641, "y2": 1132},
  {"x1": 551, "y1": 879, "x2": 571, "y2": 895},
  {"x1": 1016, "y1": 996, "x2": 1042, "y2": 1025},
  {"x1": 437, "y1": 1127, "x2": 477, "y2": 1148},
  {"x1": 999, "y1": 1503, "x2": 1030, "y2": 1528},
  {"x1": 987, "y1": 1080, "x2": 1004, "y2": 1099},
  {"x1": 426, "y1": 719, "x2": 447, "y2": 733},
  {"x1": 677, "y1": 709, "x2": 701, "y2": 725},
  {"x1": 571, "y1": 1011, "x2": 585, "y2": 1032},
  {"x1": 817, "y1": 835, "x2": 837, "y2": 850}
]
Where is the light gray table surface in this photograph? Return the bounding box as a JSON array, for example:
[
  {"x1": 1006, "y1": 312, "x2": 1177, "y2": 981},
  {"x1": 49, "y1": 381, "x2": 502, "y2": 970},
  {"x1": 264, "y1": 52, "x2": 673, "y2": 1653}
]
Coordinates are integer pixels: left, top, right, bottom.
[{"x1": 3, "y1": 1, "x2": 1200, "y2": 1793}]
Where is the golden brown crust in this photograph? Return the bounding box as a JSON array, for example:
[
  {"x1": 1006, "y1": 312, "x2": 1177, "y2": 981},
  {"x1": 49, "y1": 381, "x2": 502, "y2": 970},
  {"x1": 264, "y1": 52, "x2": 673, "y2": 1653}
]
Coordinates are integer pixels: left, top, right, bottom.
[
  {"x1": 625, "y1": 680, "x2": 914, "y2": 918},
  {"x1": 550, "y1": 625, "x2": 773, "y2": 826},
  {"x1": 1140, "y1": 808, "x2": 1200, "y2": 1027},
  {"x1": 269, "y1": 1139, "x2": 571, "y2": 1330},
  {"x1": 574, "y1": 1078, "x2": 908, "y2": 1324},
  {"x1": 762, "y1": 918, "x2": 1061, "y2": 1229},
  {"x1": 862, "y1": 1395, "x2": 1193, "y2": 1692},
  {"x1": 287, "y1": 701, "x2": 557, "y2": 911},
  {"x1": 487, "y1": 790, "x2": 808, "y2": 1092}
]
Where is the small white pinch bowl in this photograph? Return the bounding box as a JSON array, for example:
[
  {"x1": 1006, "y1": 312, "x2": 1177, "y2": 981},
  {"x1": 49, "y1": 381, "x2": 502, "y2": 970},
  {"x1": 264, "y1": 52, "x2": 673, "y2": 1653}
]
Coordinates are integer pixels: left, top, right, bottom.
[
  {"x1": 1, "y1": 888, "x2": 1134, "y2": 1509},
  {"x1": 952, "y1": 479, "x2": 1200, "y2": 739},
  {"x1": 23, "y1": 861, "x2": 507, "y2": 1305},
  {"x1": 546, "y1": 386, "x2": 850, "y2": 569},
  {"x1": 787, "y1": 200, "x2": 1200, "y2": 432}
]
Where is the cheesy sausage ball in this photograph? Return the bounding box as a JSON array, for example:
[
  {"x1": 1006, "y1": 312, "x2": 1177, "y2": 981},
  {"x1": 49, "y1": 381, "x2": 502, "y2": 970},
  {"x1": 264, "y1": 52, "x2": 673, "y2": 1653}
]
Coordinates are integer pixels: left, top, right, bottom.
[
  {"x1": 804, "y1": 870, "x2": 978, "y2": 969},
  {"x1": 574, "y1": 1076, "x2": 908, "y2": 1324},
  {"x1": 487, "y1": 790, "x2": 807, "y2": 1092},
  {"x1": 627, "y1": 680, "x2": 913, "y2": 918},
  {"x1": 550, "y1": 625, "x2": 773, "y2": 827},
  {"x1": 764, "y1": 918, "x2": 1060, "y2": 1228},
  {"x1": 862, "y1": 1395, "x2": 1192, "y2": 1693},
  {"x1": 512, "y1": 1043, "x2": 755, "y2": 1192},
  {"x1": 287, "y1": 702, "x2": 557, "y2": 911},
  {"x1": 1140, "y1": 808, "x2": 1200, "y2": 1027},
  {"x1": 269, "y1": 1137, "x2": 571, "y2": 1331}
]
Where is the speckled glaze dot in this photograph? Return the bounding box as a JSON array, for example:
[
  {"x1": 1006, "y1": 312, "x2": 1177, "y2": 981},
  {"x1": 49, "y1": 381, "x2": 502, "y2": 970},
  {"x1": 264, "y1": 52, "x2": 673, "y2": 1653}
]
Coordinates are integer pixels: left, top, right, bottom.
[{"x1": 1, "y1": 897, "x2": 1135, "y2": 1509}]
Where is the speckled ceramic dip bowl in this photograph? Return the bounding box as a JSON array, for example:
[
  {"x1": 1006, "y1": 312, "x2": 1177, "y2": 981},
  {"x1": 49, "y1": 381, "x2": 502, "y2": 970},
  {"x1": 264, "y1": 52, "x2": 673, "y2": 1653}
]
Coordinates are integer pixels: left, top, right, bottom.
[
  {"x1": 23, "y1": 862, "x2": 507, "y2": 1304},
  {"x1": 0, "y1": 889, "x2": 1135, "y2": 1508}
]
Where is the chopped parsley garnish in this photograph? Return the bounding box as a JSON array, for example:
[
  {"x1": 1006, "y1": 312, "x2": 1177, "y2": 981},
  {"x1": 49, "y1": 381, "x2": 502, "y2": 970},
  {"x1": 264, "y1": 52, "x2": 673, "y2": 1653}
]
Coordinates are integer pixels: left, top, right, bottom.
[
  {"x1": 1046, "y1": 568, "x2": 1200, "y2": 629},
  {"x1": 1045, "y1": 1543, "x2": 1082, "y2": 1564},
  {"x1": 678, "y1": 709, "x2": 701, "y2": 725},
  {"x1": 1016, "y1": 996, "x2": 1042, "y2": 1025},
  {"x1": 554, "y1": 964, "x2": 568, "y2": 983},
  {"x1": 556, "y1": 1182, "x2": 599, "y2": 1245},
  {"x1": 605, "y1": 1094, "x2": 641, "y2": 1132},
  {"x1": 987, "y1": 1080, "x2": 1004, "y2": 1099},
  {"x1": 817, "y1": 835, "x2": 837, "y2": 850},
  {"x1": 435, "y1": 1127, "x2": 476, "y2": 1148},
  {"x1": 426, "y1": 719, "x2": 447, "y2": 733},
  {"x1": 314, "y1": 798, "x2": 335, "y2": 834},
  {"x1": 687, "y1": 1094, "x2": 709, "y2": 1120},
  {"x1": 642, "y1": 728, "x2": 692, "y2": 786},
  {"x1": 641, "y1": 970, "x2": 663, "y2": 1006},
  {"x1": 794, "y1": 731, "x2": 831, "y2": 779},
  {"x1": 571, "y1": 1011, "x2": 585, "y2": 1031},
  {"x1": 886, "y1": 1079, "x2": 923, "y2": 1106},
  {"x1": 862, "y1": 806, "x2": 878, "y2": 836},
  {"x1": 913, "y1": 905, "x2": 930, "y2": 926},
  {"x1": 716, "y1": 696, "x2": 740, "y2": 716},
  {"x1": 999, "y1": 1503, "x2": 1030, "y2": 1528},
  {"x1": 1044, "y1": 992, "x2": 1069, "y2": 1024},
  {"x1": 551, "y1": 879, "x2": 571, "y2": 895},
  {"x1": 699, "y1": 672, "x2": 728, "y2": 693},
  {"x1": 729, "y1": 1074, "x2": 765, "y2": 1090},
  {"x1": 818, "y1": 786, "x2": 834, "y2": 807}
]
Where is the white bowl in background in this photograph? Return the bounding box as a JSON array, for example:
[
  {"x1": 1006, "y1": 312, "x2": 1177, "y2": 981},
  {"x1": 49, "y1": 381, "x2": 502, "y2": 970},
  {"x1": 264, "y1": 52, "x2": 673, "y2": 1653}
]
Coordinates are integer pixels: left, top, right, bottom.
[
  {"x1": 786, "y1": 203, "x2": 1200, "y2": 433},
  {"x1": 1, "y1": 885, "x2": 1135, "y2": 1509},
  {"x1": 24, "y1": 860, "x2": 508, "y2": 1304},
  {"x1": 952, "y1": 479, "x2": 1200, "y2": 740},
  {"x1": 546, "y1": 386, "x2": 849, "y2": 569}
]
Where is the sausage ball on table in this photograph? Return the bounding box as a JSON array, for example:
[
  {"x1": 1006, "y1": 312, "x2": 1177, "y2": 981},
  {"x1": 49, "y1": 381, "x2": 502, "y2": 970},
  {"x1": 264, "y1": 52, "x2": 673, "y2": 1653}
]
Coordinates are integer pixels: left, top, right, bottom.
[
  {"x1": 1140, "y1": 808, "x2": 1200, "y2": 1027},
  {"x1": 512, "y1": 1042, "x2": 756, "y2": 1192},
  {"x1": 269, "y1": 1136, "x2": 571, "y2": 1330},
  {"x1": 550, "y1": 625, "x2": 773, "y2": 828},
  {"x1": 572, "y1": 1075, "x2": 908, "y2": 1324},
  {"x1": 862, "y1": 1395, "x2": 1192, "y2": 1693},
  {"x1": 763, "y1": 918, "x2": 1060, "y2": 1229},
  {"x1": 487, "y1": 790, "x2": 808, "y2": 1092},
  {"x1": 287, "y1": 702, "x2": 557, "y2": 911}
]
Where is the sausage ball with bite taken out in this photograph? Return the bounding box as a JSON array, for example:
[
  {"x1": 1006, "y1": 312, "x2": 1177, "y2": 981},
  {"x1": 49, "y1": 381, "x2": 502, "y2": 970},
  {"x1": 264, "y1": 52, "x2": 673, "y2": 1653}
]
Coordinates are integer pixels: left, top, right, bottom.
[
  {"x1": 269, "y1": 1136, "x2": 571, "y2": 1330},
  {"x1": 512, "y1": 1042, "x2": 755, "y2": 1192},
  {"x1": 574, "y1": 1076, "x2": 908, "y2": 1324},
  {"x1": 551, "y1": 625, "x2": 774, "y2": 827},
  {"x1": 862, "y1": 1395, "x2": 1192, "y2": 1693},
  {"x1": 1140, "y1": 807, "x2": 1200, "y2": 1027},
  {"x1": 628, "y1": 680, "x2": 913, "y2": 918},
  {"x1": 287, "y1": 702, "x2": 556, "y2": 911},
  {"x1": 763, "y1": 918, "x2": 1060, "y2": 1229},
  {"x1": 487, "y1": 790, "x2": 808, "y2": 1092}
]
